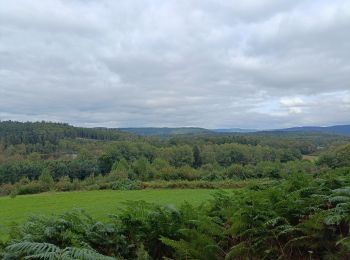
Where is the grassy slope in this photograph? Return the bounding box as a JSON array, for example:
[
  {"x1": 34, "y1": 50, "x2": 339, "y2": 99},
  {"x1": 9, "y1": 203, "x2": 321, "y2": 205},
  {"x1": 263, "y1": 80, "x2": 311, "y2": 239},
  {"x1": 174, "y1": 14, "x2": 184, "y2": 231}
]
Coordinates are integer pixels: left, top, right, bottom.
[{"x1": 0, "y1": 189, "x2": 217, "y2": 239}]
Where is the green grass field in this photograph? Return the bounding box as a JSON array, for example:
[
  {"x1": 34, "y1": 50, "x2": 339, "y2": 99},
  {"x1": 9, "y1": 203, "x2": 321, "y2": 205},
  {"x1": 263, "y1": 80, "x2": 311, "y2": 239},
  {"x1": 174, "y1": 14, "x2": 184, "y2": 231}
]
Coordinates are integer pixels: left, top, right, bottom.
[{"x1": 0, "y1": 189, "x2": 220, "y2": 240}]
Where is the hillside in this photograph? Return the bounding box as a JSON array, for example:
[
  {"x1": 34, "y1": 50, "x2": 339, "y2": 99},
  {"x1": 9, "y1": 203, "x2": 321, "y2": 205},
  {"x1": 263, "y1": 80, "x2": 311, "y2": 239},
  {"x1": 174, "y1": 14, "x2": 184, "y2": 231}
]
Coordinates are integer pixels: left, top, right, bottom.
[
  {"x1": 275, "y1": 124, "x2": 350, "y2": 136},
  {"x1": 117, "y1": 125, "x2": 350, "y2": 137},
  {"x1": 118, "y1": 127, "x2": 213, "y2": 136},
  {"x1": 213, "y1": 128, "x2": 258, "y2": 133},
  {"x1": 212, "y1": 125, "x2": 350, "y2": 136},
  {"x1": 0, "y1": 121, "x2": 136, "y2": 146}
]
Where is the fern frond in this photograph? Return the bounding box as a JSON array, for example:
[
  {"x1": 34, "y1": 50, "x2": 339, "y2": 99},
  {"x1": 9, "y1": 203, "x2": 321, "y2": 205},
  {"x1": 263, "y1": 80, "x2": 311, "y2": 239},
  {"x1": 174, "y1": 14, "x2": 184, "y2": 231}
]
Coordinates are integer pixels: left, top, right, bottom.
[
  {"x1": 329, "y1": 196, "x2": 350, "y2": 203},
  {"x1": 6, "y1": 242, "x2": 116, "y2": 260},
  {"x1": 336, "y1": 237, "x2": 350, "y2": 249},
  {"x1": 62, "y1": 247, "x2": 116, "y2": 260},
  {"x1": 225, "y1": 242, "x2": 249, "y2": 259},
  {"x1": 6, "y1": 242, "x2": 60, "y2": 256},
  {"x1": 332, "y1": 187, "x2": 350, "y2": 196},
  {"x1": 24, "y1": 252, "x2": 61, "y2": 260}
]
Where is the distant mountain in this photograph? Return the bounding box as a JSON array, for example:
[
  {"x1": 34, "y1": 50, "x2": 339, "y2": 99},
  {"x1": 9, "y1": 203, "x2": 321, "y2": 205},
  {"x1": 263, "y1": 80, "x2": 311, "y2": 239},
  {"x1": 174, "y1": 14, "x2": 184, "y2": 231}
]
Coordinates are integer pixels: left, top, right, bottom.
[
  {"x1": 272, "y1": 125, "x2": 350, "y2": 136},
  {"x1": 118, "y1": 127, "x2": 259, "y2": 136},
  {"x1": 213, "y1": 128, "x2": 258, "y2": 133},
  {"x1": 118, "y1": 125, "x2": 350, "y2": 136},
  {"x1": 118, "y1": 127, "x2": 213, "y2": 136},
  {"x1": 3, "y1": 121, "x2": 349, "y2": 141}
]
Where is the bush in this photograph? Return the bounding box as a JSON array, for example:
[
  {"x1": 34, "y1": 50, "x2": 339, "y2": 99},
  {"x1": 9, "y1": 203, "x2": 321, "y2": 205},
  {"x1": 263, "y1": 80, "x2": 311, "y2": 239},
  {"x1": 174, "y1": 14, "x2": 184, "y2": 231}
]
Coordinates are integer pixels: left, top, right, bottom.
[
  {"x1": 39, "y1": 168, "x2": 54, "y2": 191},
  {"x1": 84, "y1": 184, "x2": 100, "y2": 191},
  {"x1": 318, "y1": 144, "x2": 350, "y2": 168},
  {"x1": 224, "y1": 164, "x2": 247, "y2": 179},
  {"x1": 0, "y1": 183, "x2": 14, "y2": 196},
  {"x1": 55, "y1": 176, "x2": 74, "y2": 191},
  {"x1": 16, "y1": 181, "x2": 47, "y2": 195},
  {"x1": 140, "y1": 179, "x2": 261, "y2": 189},
  {"x1": 112, "y1": 180, "x2": 141, "y2": 190}
]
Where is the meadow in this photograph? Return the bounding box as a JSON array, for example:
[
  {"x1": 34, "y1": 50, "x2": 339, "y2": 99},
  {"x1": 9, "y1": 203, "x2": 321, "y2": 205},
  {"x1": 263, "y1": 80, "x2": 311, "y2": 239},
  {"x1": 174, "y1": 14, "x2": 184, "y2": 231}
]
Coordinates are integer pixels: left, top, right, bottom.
[{"x1": 0, "y1": 189, "x2": 217, "y2": 240}]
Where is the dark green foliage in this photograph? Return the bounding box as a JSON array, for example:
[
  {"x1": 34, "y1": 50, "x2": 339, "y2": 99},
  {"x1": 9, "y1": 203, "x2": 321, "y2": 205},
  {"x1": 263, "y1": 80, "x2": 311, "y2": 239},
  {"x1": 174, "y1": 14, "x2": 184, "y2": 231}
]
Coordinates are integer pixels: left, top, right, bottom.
[
  {"x1": 119, "y1": 127, "x2": 212, "y2": 136},
  {"x1": 111, "y1": 179, "x2": 141, "y2": 190},
  {"x1": 2, "y1": 120, "x2": 346, "y2": 193},
  {"x1": 160, "y1": 171, "x2": 350, "y2": 259},
  {"x1": 159, "y1": 145, "x2": 194, "y2": 167},
  {"x1": 4, "y1": 242, "x2": 115, "y2": 260},
  {"x1": 192, "y1": 145, "x2": 202, "y2": 168},
  {"x1": 39, "y1": 168, "x2": 54, "y2": 190},
  {"x1": 132, "y1": 157, "x2": 154, "y2": 181},
  {"x1": 0, "y1": 160, "x2": 43, "y2": 184},
  {"x1": 318, "y1": 144, "x2": 350, "y2": 168},
  {"x1": 0, "y1": 156, "x2": 330, "y2": 197},
  {"x1": 0, "y1": 121, "x2": 135, "y2": 147},
  {"x1": 0, "y1": 159, "x2": 99, "y2": 184}
]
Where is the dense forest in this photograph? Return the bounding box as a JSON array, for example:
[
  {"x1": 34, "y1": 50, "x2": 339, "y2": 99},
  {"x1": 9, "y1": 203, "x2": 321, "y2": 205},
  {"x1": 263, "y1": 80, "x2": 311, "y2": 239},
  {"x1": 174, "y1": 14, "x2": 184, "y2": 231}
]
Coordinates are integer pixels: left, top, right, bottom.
[
  {"x1": 1, "y1": 121, "x2": 345, "y2": 195},
  {"x1": 1, "y1": 121, "x2": 350, "y2": 259}
]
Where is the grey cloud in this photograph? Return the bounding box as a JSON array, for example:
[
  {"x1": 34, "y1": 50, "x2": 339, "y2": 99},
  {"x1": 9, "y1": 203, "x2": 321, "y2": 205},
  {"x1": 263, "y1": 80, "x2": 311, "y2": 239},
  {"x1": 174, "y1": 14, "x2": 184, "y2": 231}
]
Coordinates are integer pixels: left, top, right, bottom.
[{"x1": 0, "y1": 0, "x2": 349, "y2": 128}]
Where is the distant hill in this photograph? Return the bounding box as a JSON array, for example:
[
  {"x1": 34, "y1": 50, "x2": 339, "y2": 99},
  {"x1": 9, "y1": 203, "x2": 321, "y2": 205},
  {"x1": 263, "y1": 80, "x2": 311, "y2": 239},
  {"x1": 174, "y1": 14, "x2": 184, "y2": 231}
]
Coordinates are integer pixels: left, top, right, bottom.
[
  {"x1": 118, "y1": 127, "x2": 213, "y2": 136},
  {"x1": 214, "y1": 125, "x2": 350, "y2": 136},
  {"x1": 1, "y1": 121, "x2": 349, "y2": 143},
  {"x1": 118, "y1": 125, "x2": 350, "y2": 136},
  {"x1": 213, "y1": 128, "x2": 258, "y2": 133},
  {"x1": 274, "y1": 125, "x2": 350, "y2": 136},
  {"x1": 0, "y1": 121, "x2": 136, "y2": 146}
]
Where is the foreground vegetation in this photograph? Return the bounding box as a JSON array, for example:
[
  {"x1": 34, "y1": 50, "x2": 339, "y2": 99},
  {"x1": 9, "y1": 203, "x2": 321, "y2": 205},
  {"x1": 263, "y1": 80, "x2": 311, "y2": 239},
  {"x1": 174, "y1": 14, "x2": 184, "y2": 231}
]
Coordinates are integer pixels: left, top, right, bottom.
[
  {"x1": 0, "y1": 189, "x2": 218, "y2": 239},
  {"x1": 1, "y1": 168, "x2": 350, "y2": 259}
]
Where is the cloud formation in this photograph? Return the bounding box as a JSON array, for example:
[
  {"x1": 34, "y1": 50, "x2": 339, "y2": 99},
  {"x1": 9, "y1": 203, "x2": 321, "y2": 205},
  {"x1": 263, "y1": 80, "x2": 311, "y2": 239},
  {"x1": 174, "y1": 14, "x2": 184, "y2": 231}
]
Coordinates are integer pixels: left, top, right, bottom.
[{"x1": 0, "y1": 0, "x2": 349, "y2": 128}]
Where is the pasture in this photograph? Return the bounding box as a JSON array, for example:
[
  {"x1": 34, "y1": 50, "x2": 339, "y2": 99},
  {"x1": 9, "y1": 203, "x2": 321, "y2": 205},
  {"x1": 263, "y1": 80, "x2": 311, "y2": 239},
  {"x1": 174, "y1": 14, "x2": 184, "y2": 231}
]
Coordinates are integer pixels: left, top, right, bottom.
[{"x1": 0, "y1": 189, "x2": 219, "y2": 240}]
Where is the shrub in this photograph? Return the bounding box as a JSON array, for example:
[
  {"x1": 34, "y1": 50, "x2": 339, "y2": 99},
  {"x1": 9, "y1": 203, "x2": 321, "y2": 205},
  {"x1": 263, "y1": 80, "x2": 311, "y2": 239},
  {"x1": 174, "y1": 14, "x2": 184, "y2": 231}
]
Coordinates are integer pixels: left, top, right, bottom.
[
  {"x1": 55, "y1": 176, "x2": 74, "y2": 191},
  {"x1": 318, "y1": 144, "x2": 350, "y2": 168},
  {"x1": 16, "y1": 181, "x2": 47, "y2": 195},
  {"x1": 224, "y1": 164, "x2": 247, "y2": 179},
  {"x1": 84, "y1": 184, "x2": 100, "y2": 191},
  {"x1": 39, "y1": 168, "x2": 54, "y2": 191},
  {"x1": 0, "y1": 183, "x2": 14, "y2": 196},
  {"x1": 112, "y1": 180, "x2": 141, "y2": 190}
]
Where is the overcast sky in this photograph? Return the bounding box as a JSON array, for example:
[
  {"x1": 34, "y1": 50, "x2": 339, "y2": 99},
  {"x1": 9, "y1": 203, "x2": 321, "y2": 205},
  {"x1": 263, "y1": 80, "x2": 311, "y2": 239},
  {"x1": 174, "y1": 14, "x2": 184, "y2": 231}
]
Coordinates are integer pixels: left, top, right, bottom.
[{"x1": 0, "y1": 0, "x2": 349, "y2": 129}]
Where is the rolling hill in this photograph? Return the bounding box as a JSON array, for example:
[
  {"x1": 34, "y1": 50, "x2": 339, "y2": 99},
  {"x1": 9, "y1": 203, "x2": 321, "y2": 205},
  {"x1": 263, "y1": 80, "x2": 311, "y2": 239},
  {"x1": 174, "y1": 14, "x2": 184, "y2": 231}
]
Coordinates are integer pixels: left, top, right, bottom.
[
  {"x1": 275, "y1": 125, "x2": 350, "y2": 136},
  {"x1": 118, "y1": 127, "x2": 213, "y2": 136}
]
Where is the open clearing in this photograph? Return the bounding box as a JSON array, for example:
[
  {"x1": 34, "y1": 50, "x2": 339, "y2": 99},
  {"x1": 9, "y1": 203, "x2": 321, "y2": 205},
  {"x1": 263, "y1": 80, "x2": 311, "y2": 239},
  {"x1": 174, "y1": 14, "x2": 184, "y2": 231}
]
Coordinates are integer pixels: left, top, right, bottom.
[
  {"x1": 302, "y1": 155, "x2": 319, "y2": 162},
  {"x1": 0, "y1": 189, "x2": 219, "y2": 238}
]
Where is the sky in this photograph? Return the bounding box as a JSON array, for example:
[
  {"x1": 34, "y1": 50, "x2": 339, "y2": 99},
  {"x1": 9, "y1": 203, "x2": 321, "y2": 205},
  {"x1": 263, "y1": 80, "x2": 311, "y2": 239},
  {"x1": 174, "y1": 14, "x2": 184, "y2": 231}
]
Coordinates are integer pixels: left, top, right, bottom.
[{"x1": 0, "y1": 0, "x2": 349, "y2": 129}]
